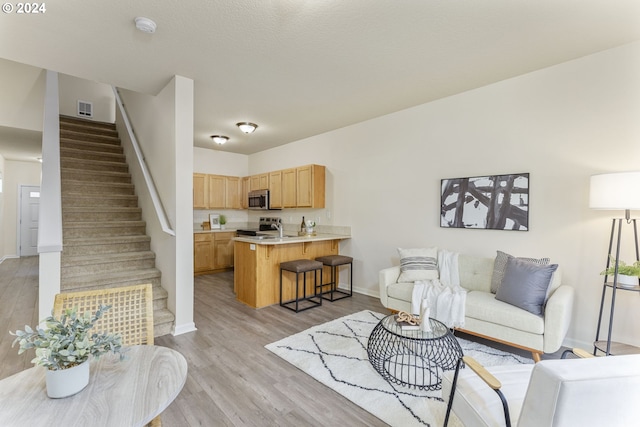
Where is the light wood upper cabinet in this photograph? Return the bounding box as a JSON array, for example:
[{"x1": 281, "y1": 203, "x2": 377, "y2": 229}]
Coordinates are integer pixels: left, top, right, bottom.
[
  {"x1": 241, "y1": 177, "x2": 250, "y2": 209},
  {"x1": 250, "y1": 173, "x2": 269, "y2": 191},
  {"x1": 282, "y1": 168, "x2": 297, "y2": 208},
  {"x1": 193, "y1": 173, "x2": 209, "y2": 209},
  {"x1": 269, "y1": 171, "x2": 283, "y2": 209},
  {"x1": 297, "y1": 164, "x2": 325, "y2": 208},
  {"x1": 225, "y1": 176, "x2": 241, "y2": 209},
  {"x1": 208, "y1": 175, "x2": 226, "y2": 209},
  {"x1": 193, "y1": 173, "x2": 243, "y2": 209}
]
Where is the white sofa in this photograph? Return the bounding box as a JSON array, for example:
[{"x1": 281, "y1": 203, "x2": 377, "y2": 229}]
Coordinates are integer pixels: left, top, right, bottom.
[{"x1": 379, "y1": 253, "x2": 574, "y2": 361}]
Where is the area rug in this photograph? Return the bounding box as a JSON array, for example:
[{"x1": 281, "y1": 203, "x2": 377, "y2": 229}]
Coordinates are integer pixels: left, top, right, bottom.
[{"x1": 265, "y1": 310, "x2": 532, "y2": 427}]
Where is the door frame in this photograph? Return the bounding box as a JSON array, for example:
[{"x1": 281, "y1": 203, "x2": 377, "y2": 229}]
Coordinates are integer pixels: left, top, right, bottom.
[{"x1": 18, "y1": 184, "x2": 40, "y2": 257}]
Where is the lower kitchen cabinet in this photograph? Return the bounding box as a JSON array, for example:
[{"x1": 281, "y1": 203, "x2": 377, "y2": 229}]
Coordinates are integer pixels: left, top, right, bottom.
[{"x1": 194, "y1": 232, "x2": 235, "y2": 275}]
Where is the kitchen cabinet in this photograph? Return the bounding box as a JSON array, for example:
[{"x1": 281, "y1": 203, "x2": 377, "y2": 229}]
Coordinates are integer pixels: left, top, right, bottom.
[
  {"x1": 269, "y1": 171, "x2": 283, "y2": 209},
  {"x1": 193, "y1": 173, "x2": 209, "y2": 209},
  {"x1": 250, "y1": 173, "x2": 269, "y2": 191},
  {"x1": 194, "y1": 233, "x2": 214, "y2": 273},
  {"x1": 240, "y1": 177, "x2": 250, "y2": 209},
  {"x1": 297, "y1": 164, "x2": 325, "y2": 208},
  {"x1": 208, "y1": 175, "x2": 226, "y2": 208},
  {"x1": 194, "y1": 231, "x2": 235, "y2": 275},
  {"x1": 282, "y1": 168, "x2": 297, "y2": 208},
  {"x1": 193, "y1": 173, "x2": 243, "y2": 209},
  {"x1": 214, "y1": 232, "x2": 235, "y2": 268},
  {"x1": 225, "y1": 176, "x2": 241, "y2": 209}
]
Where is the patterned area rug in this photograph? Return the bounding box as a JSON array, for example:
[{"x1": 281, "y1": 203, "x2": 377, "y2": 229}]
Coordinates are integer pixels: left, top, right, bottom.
[{"x1": 266, "y1": 310, "x2": 532, "y2": 427}]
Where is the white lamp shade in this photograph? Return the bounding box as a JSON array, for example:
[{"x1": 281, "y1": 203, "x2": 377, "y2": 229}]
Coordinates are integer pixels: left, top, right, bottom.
[{"x1": 589, "y1": 172, "x2": 640, "y2": 210}]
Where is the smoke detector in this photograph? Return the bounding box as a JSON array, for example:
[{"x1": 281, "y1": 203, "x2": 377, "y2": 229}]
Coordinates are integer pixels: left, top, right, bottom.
[{"x1": 135, "y1": 17, "x2": 157, "y2": 34}]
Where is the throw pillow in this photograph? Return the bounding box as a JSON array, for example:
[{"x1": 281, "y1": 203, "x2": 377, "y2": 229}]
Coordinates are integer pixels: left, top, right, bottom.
[
  {"x1": 495, "y1": 257, "x2": 559, "y2": 316},
  {"x1": 490, "y1": 250, "x2": 550, "y2": 294},
  {"x1": 397, "y1": 247, "x2": 438, "y2": 282}
]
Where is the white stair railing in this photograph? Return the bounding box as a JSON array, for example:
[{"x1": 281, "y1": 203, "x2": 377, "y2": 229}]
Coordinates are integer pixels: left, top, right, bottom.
[{"x1": 112, "y1": 86, "x2": 175, "y2": 236}]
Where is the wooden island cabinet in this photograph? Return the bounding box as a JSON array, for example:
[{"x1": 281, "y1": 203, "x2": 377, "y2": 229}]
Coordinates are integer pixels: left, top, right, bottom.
[{"x1": 234, "y1": 235, "x2": 349, "y2": 308}]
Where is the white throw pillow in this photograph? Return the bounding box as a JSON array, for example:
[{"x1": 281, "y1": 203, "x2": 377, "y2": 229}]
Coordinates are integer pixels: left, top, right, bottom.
[{"x1": 397, "y1": 247, "x2": 438, "y2": 283}]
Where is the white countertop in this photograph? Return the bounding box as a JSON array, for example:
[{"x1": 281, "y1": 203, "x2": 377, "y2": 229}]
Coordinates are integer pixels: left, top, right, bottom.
[{"x1": 233, "y1": 232, "x2": 351, "y2": 245}]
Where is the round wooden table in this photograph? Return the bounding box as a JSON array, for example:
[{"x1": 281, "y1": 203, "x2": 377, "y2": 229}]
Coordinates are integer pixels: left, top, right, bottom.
[{"x1": 0, "y1": 345, "x2": 187, "y2": 426}]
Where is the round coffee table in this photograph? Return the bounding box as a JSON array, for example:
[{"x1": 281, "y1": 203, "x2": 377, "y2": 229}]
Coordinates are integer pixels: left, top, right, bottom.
[{"x1": 367, "y1": 314, "x2": 463, "y2": 390}]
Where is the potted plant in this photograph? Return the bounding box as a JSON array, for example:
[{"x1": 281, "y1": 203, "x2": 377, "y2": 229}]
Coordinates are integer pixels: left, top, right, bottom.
[
  {"x1": 600, "y1": 258, "x2": 640, "y2": 288},
  {"x1": 10, "y1": 305, "x2": 123, "y2": 398},
  {"x1": 219, "y1": 214, "x2": 227, "y2": 230}
]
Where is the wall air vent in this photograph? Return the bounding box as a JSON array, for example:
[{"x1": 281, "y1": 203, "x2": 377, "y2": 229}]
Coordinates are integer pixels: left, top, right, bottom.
[{"x1": 77, "y1": 100, "x2": 93, "y2": 118}]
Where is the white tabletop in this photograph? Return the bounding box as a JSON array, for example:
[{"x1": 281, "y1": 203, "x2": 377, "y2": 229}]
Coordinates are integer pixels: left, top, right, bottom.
[{"x1": 0, "y1": 345, "x2": 188, "y2": 427}]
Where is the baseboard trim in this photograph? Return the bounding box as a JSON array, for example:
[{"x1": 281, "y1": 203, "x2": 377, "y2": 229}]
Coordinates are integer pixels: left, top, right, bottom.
[
  {"x1": 0, "y1": 255, "x2": 19, "y2": 264},
  {"x1": 172, "y1": 322, "x2": 197, "y2": 336}
]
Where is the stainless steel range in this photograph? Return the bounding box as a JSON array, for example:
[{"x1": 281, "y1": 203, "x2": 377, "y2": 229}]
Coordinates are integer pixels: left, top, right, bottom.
[{"x1": 236, "y1": 217, "x2": 282, "y2": 236}]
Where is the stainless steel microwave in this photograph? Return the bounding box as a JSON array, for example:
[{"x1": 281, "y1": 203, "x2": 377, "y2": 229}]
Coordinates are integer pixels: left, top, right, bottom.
[{"x1": 248, "y1": 189, "x2": 274, "y2": 210}]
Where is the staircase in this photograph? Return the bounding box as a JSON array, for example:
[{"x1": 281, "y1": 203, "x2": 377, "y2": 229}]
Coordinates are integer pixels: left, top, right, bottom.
[{"x1": 59, "y1": 115, "x2": 174, "y2": 337}]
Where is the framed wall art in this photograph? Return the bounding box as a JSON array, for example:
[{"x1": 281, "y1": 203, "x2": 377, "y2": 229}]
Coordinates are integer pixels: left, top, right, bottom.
[{"x1": 440, "y1": 173, "x2": 529, "y2": 231}]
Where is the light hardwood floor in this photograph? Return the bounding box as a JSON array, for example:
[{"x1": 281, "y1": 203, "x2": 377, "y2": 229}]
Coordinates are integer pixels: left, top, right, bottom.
[{"x1": 1, "y1": 257, "x2": 560, "y2": 426}]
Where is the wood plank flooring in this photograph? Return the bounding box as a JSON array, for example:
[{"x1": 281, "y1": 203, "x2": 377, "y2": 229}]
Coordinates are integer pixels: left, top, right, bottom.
[{"x1": 1, "y1": 257, "x2": 562, "y2": 426}]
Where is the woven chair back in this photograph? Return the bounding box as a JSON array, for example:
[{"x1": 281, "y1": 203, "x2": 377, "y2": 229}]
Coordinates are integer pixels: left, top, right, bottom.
[{"x1": 53, "y1": 283, "x2": 154, "y2": 346}]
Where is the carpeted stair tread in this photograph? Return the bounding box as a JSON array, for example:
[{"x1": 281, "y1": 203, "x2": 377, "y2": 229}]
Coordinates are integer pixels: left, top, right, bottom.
[
  {"x1": 61, "y1": 168, "x2": 132, "y2": 183},
  {"x1": 63, "y1": 234, "x2": 151, "y2": 246},
  {"x1": 63, "y1": 207, "x2": 142, "y2": 222},
  {"x1": 61, "y1": 267, "x2": 162, "y2": 289},
  {"x1": 60, "y1": 147, "x2": 126, "y2": 162},
  {"x1": 62, "y1": 180, "x2": 135, "y2": 195},
  {"x1": 61, "y1": 250, "x2": 156, "y2": 267},
  {"x1": 61, "y1": 157, "x2": 130, "y2": 172},
  {"x1": 62, "y1": 194, "x2": 139, "y2": 207},
  {"x1": 60, "y1": 129, "x2": 121, "y2": 145},
  {"x1": 60, "y1": 115, "x2": 117, "y2": 132},
  {"x1": 60, "y1": 138, "x2": 124, "y2": 154},
  {"x1": 63, "y1": 220, "x2": 146, "y2": 228}
]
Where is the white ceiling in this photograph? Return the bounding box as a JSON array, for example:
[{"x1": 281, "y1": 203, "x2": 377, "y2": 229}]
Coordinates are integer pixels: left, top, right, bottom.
[{"x1": 1, "y1": 0, "x2": 639, "y2": 158}]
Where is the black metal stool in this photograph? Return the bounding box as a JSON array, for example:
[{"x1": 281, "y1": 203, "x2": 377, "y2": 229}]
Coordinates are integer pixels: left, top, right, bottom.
[
  {"x1": 315, "y1": 255, "x2": 353, "y2": 301},
  {"x1": 279, "y1": 259, "x2": 323, "y2": 312}
]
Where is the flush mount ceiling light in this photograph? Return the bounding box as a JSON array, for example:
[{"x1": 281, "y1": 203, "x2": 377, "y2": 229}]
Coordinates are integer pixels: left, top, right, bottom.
[
  {"x1": 135, "y1": 17, "x2": 157, "y2": 33},
  {"x1": 211, "y1": 135, "x2": 229, "y2": 145},
  {"x1": 236, "y1": 122, "x2": 258, "y2": 134}
]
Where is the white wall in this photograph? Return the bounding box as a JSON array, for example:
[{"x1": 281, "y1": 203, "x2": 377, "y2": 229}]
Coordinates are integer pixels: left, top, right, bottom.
[
  {"x1": 0, "y1": 154, "x2": 5, "y2": 258},
  {"x1": 0, "y1": 59, "x2": 44, "y2": 131},
  {"x1": 1, "y1": 160, "x2": 41, "y2": 258},
  {"x1": 192, "y1": 147, "x2": 249, "y2": 228},
  {"x1": 118, "y1": 76, "x2": 196, "y2": 335},
  {"x1": 249, "y1": 41, "x2": 640, "y2": 350},
  {"x1": 58, "y1": 74, "x2": 115, "y2": 123}
]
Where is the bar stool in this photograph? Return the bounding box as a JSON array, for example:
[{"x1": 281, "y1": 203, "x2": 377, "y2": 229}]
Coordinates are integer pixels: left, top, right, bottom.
[
  {"x1": 280, "y1": 259, "x2": 323, "y2": 312},
  {"x1": 315, "y1": 255, "x2": 353, "y2": 301}
]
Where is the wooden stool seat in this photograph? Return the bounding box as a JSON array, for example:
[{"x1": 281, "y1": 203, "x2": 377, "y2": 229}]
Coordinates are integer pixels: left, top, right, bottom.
[
  {"x1": 280, "y1": 259, "x2": 323, "y2": 312},
  {"x1": 315, "y1": 255, "x2": 353, "y2": 301}
]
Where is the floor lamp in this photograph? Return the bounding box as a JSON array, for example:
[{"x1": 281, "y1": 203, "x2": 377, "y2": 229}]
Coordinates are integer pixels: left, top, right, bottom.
[{"x1": 589, "y1": 171, "x2": 640, "y2": 356}]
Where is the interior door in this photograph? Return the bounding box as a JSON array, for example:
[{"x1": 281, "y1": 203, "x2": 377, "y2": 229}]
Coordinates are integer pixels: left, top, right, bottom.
[{"x1": 19, "y1": 185, "x2": 40, "y2": 257}]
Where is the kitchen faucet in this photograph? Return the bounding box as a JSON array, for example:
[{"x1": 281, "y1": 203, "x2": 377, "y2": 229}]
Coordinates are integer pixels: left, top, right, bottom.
[{"x1": 271, "y1": 221, "x2": 284, "y2": 238}]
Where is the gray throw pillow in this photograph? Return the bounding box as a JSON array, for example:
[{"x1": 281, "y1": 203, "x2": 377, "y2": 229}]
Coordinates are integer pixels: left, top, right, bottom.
[
  {"x1": 490, "y1": 250, "x2": 550, "y2": 294},
  {"x1": 397, "y1": 247, "x2": 438, "y2": 282},
  {"x1": 495, "y1": 257, "x2": 558, "y2": 316}
]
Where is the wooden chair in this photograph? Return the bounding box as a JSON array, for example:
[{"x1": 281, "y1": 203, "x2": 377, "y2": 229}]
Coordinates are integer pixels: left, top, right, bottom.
[
  {"x1": 442, "y1": 348, "x2": 640, "y2": 427},
  {"x1": 53, "y1": 284, "x2": 160, "y2": 426}
]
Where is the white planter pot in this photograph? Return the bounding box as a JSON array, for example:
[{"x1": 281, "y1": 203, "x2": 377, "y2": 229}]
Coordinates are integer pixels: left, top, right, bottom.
[
  {"x1": 45, "y1": 361, "x2": 90, "y2": 398},
  {"x1": 616, "y1": 274, "x2": 638, "y2": 288}
]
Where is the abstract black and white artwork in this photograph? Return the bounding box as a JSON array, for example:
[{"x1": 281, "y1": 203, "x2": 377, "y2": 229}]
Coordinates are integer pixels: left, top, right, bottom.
[{"x1": 440, "y1": 173, "x2": 529, "y2": 231}]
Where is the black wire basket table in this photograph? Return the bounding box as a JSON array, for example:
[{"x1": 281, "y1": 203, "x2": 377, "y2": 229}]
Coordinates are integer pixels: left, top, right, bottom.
[{"x1": 367, "y1": 314, "x2": 463, "y2": 390}]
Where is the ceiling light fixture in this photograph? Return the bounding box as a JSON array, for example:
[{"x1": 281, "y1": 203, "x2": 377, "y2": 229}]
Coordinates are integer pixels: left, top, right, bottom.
[
  {"x1": 135, "y1": 17, "x2": 157, "y2": 34},
  {"x1": 211, "y1": 135, "x2": 229, "y2": 145},
  {"x1": 236, "y1": 122, "x2": 258, "y2": 134}
]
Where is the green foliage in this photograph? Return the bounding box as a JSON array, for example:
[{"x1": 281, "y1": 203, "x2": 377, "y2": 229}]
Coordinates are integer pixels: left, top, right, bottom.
[
  {"x1": 600, "y1": 258, "x2": 640, "y2": 277},
  {"x1": 219, "y1": 214, "x2": 227, "y2": 225},
  {"x1": 10, "y1": 305, "x2": 123, "y2": 371}
]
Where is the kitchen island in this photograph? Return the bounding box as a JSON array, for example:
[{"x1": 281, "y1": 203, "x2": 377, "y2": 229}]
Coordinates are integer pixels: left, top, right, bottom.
[{"x1": 234, "y1": 233, "x2": 351, "y2": 308}]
